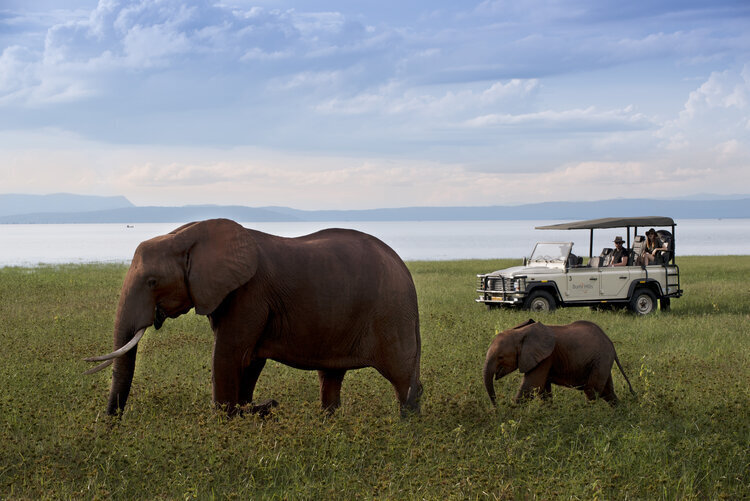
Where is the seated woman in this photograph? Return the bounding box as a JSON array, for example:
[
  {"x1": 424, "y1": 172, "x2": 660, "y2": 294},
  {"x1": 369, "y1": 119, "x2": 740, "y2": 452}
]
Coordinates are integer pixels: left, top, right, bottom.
[{"x1": 641, "y1": 228, "x2": 668, "y2": 265}]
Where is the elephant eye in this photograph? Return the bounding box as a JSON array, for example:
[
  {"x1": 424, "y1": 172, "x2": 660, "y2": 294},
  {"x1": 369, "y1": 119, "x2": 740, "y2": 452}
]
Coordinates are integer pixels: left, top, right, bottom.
[{"x1": 146, "y1": 278, "x2": 157, "y2": 289}]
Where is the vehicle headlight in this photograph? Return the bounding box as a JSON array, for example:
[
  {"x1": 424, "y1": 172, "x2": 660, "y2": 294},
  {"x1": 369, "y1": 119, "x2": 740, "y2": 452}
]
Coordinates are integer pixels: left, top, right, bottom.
[{"x1": 513, "y1": 279, "x2": 521, "y2": 292}]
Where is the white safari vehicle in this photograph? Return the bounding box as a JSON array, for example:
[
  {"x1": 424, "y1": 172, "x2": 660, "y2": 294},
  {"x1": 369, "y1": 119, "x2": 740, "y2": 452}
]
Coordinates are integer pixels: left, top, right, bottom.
[{"x1": 476, "y1": 217, "x2": 683, "y2": 315}]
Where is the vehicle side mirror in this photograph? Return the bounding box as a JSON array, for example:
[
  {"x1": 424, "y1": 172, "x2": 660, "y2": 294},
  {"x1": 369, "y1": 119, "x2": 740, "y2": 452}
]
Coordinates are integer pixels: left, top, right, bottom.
[{"x1": 523, "y1": 257, "x2": 528, "y2": 266}]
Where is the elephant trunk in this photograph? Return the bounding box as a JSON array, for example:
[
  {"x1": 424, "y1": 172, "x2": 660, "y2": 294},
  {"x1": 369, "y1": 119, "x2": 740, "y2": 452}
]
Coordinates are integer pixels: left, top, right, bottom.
[
  {"x1": 106, "y1": 330, "x2": 139, "y2": 415},
  {"x1": 103, "y1": 280, "x2": 154, "y2": 416},
  {"x1": 483, "y1": 354, "x2": 498, "y2": 405}
]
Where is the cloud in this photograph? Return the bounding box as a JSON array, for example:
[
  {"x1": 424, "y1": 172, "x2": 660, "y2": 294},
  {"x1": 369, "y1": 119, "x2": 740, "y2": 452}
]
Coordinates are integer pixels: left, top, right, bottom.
[
  {"x1": 0, "y1": 45, "x2": 38, "y2": 99},
  {"x1": 1, "y1": 2, "x2": 750, "y2": 209},
  {"x1": 316, "y1": 78, "x2": 540, "y2": 118},
  {"x1": 465, "y1": 105, "x2": 654, "y2": 133},
  {"x1": 683, "y1": 66, "x2": 749, "y2": 117},
  {"x1": 120, "y1": 21, "x2": 192, "y2": 67},
  {"x1": 658, "y1": 65, "x2": 750, "y2": 150},
  {"x1": 240, "y1": 47, "x2": 292, "y2": 61}
]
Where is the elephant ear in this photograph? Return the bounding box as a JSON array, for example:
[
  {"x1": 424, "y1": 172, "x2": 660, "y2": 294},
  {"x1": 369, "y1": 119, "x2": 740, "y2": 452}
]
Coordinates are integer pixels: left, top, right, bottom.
[
  {"x1": 511, "y1": 318, "x2": 536, "y2": 330},
  {"x1": 518, "y1": 323, "x2": 555, "y2": 373},
  {"x1": 174, "y1": 219, "x2": 259, "y2": 315}
]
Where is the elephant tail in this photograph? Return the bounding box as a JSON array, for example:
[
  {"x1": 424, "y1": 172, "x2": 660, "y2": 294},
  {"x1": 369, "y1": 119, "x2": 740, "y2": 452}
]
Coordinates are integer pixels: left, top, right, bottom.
[
  {"x1": 404, "y1": 318, "x2": 423, "y2": 414},
  {"x1": 614, "y1": 354, "x2": 637, "y2": 397}
]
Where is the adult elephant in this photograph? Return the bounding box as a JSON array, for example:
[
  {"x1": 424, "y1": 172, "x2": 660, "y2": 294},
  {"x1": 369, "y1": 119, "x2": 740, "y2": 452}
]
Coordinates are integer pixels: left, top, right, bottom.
[
  {"x1": 86, "y1": 219, "x2": 422, "y2": 417},
  {"x1": 483, "y1": 319, "x2": 634, "y2": 406}
]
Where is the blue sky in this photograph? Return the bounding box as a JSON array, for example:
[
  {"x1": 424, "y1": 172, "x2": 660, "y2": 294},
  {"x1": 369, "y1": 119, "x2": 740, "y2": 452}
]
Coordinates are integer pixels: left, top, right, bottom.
[{"x1": 1, "y1": 0, "x2": 749, "y2": 209}]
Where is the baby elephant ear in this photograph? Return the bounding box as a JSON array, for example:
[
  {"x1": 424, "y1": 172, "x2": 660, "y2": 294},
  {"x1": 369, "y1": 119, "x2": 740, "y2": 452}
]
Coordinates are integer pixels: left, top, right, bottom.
[
  {"x1": 511, "y1": 318, "x2": 536, "y2": 330},
  {"x1": 175, "y1": 219, "x2": 259, "y2": 315},
  {"x1": 518, "y1": 323, "x2": 555, "y2": 373}
]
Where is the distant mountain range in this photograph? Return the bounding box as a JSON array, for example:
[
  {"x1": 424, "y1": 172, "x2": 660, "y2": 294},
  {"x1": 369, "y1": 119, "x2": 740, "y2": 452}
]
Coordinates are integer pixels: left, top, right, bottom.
[{"x1": 1, "y1": 193, "x2": 749, "y2": 223}]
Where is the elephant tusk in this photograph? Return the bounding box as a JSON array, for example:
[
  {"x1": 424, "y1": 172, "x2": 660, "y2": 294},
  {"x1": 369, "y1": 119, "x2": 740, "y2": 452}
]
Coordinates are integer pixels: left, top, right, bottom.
[
  {"x1": 83, "y1": 359, "x2": 113, "y2": 374},
  {"x1": 84, "y1": 327, "x2": 147, "y2": 363}
]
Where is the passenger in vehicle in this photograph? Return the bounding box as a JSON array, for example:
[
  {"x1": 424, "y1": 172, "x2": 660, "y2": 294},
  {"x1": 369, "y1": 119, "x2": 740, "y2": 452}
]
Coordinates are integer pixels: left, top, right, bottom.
[
  {"x1": 642, "y1": 228, "x2": 668, "y2": 265},
  {"x1": 610, "y1": 236, "x2": 629, "y2": 267}
]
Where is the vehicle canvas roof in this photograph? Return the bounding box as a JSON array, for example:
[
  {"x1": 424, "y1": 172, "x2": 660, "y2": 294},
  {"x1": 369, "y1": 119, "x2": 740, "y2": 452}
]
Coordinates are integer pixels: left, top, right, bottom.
[{"x1": 535, "y1": 216, "x2": 675, "y2": 231}]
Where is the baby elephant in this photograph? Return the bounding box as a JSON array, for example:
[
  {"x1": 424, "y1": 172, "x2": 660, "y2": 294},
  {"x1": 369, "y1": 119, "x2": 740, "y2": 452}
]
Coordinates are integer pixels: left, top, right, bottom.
[{"x1": 483, "y1": 319, "x2": 635, "y2": 406}]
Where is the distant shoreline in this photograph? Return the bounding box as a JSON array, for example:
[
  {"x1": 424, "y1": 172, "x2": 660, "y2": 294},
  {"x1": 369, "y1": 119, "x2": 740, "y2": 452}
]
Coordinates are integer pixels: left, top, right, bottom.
[
  {"x1": 1, "y1": 216, "x2": 748, "y2": 225},
  {"x1": 2, "y1": 193, "x2": 750, "y2": 224}
]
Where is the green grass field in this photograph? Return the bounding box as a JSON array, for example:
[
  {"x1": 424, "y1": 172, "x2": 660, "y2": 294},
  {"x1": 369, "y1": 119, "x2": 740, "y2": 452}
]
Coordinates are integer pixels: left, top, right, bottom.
[{"x1": 0, "y1": 257, "x2": 748, "y2": 499}]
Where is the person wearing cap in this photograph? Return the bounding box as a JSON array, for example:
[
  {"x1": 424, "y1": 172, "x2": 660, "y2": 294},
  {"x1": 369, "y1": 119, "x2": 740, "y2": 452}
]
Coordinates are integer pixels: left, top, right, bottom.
[
  {"x1": 611, "y1": 236, "x2": 628, "y2": 266},
  {"x1": 642, "y1": 228, "x2": 668, "y2": 265}
]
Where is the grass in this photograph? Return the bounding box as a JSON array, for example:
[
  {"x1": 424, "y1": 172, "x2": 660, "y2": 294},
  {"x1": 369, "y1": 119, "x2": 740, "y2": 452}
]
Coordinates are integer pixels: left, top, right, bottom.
[{"x1": 0, "y1": 257, "x2": 748, "y2": 499}]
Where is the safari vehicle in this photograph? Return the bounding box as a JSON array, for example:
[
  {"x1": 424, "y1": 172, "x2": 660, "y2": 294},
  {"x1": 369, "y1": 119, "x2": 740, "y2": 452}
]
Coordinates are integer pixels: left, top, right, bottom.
[{"x1": 476, "y1": 217, "x2": 682, "y2": 315}]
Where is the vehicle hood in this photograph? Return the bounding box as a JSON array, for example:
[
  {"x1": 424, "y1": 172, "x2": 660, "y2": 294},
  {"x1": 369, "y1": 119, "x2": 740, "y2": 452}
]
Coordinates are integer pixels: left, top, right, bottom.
[{"x1": 487, "y1": 265, "x2": 557, "y2": 277}]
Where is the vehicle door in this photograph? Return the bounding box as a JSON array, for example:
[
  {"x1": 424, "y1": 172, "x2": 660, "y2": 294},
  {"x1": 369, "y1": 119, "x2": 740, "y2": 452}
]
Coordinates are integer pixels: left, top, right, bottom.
[
  {"x1": 598, "y1": 266, "x2": 631, "y2": 298},
  {"x1": 565, "y1": 267, "x2": 599, "y2": 300}
]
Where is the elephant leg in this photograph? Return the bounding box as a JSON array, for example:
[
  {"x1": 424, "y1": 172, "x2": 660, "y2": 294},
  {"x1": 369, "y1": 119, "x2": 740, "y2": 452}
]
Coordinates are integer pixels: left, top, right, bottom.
[
  {"x1": 237, "y1": 358, "x2": 278, "y2": 416},
  {"x1": 318, "y1": 369, "x2": 347, "y2": 413},
  {"x1": 212, "y1": 338, "x2": 249, "y2": 416},
  {"x1": 599, "y1": 375, "x2": 619, "y2": 406},
  {"x1": 376, "y1": 357, "x2": 422, "y2": 418},
  {"x1": 583, "y1": 367, "x2": 612, "y2": 403},
  {"x1": 239, "y1": 358, "x2": 266, "y2": 406},
  {"x1": 541, "y1": 381, "x2": 553, "y2": 401},
  {"x1": 394, "y1": 372, "x2": 421, "y2": 418},
  {"x1": 515, "y1": 381, "x2": 541, "y2": 403},
  {"x1": 515, "y1": 359, "x2": 552, "y2": 403},
  {"x1": 583, "y1": 386, "x2": 598, "y2": 401}
]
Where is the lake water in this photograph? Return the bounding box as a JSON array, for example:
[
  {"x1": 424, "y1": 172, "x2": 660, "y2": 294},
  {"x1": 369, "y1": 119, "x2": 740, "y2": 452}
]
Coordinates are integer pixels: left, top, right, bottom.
[{"x1": 1, "y1": 219, "x2": 748, "y2": 267}]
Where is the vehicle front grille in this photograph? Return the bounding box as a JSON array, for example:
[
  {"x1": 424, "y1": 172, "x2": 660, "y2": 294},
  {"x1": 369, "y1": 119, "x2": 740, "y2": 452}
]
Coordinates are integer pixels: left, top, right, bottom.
[{"x1": 477, "y1": 275, "x2": 512, "y2": 292}]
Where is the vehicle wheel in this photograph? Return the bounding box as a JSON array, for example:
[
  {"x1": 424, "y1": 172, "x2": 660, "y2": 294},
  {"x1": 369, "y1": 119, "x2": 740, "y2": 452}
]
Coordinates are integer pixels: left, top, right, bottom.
[
  {"x1": 629, "y1": 288, "x2": 656, "y2": 315},
  {"x1": 525, "y1": 290, "x2": 556, "y2": 312}
]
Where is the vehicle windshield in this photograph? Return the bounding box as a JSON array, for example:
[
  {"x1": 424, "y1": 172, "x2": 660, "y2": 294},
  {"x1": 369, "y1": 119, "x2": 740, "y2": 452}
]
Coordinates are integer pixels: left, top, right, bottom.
[{"x1": 529, "y1": 242, "x2": 572, "y2": 265}]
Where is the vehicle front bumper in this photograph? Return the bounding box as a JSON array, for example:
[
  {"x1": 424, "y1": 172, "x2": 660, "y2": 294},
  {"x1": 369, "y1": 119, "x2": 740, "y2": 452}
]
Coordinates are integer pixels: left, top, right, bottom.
[{"x1": 475, "y1": 295, "x2": 526, "y2": 305}]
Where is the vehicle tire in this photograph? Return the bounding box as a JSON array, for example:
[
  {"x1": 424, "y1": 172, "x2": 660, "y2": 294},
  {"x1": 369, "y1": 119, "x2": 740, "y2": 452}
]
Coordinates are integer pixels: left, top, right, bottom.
[
  {"x1": 629, "y1": 288, "x2": 657, "y2": 315},
  {"x1": 525, "y1": 290, "x2": 556, "y2": 312}
]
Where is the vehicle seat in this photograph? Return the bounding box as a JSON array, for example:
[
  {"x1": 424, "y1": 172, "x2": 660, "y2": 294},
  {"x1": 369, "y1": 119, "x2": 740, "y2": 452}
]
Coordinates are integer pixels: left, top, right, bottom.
[
  {"x1": 588, "y1": 256, "x2": 601, "y2": 268},
  {"x1": 630, "y1": 235, "x2": 646, "y2": 265},
  {"x1": 657, "y1": 230, "x2": 674, "y2": 264},
  {"x1": 567, "y1": 254, "x2": 583, "y2": 267},
  {"x1": 600, "y1": 248, "x2": 613, "y2": 267}
]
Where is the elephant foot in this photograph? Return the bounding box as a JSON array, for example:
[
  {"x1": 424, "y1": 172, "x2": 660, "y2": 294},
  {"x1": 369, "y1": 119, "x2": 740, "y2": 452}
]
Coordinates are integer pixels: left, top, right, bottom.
[
  {"x1": 249, "y1": 399, "x2": 279, "y2": 418},
  {"x1": 399, "y1": 383, "x2": 424, "y2": 418}
]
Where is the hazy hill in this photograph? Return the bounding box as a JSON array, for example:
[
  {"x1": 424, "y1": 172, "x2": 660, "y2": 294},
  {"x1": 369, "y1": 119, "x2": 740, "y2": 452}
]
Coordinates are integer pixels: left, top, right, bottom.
[
  {"x1": 0, "y1": 193, "x2": 749, "y2": 223},
  {"x1": 0, "y1": 194, "x2": 133, "y2": 218}
]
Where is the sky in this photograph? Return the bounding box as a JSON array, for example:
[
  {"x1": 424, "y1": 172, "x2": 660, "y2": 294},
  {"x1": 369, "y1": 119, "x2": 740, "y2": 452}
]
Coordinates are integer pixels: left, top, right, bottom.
[{"x1": 1, "y1": 0, "x2": 749, "y2": 209}]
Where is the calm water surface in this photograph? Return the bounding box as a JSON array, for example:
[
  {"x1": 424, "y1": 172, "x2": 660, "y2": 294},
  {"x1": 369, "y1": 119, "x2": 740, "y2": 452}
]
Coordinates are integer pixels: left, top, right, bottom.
[{"x1": 1, "y1": 219, "x2": 748, "y2": 267}]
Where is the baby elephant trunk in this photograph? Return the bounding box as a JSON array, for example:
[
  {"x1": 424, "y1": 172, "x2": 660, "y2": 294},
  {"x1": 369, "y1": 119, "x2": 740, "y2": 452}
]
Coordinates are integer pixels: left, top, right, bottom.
[{"x1": 483, "y1": 355, "x2": 498, "y2": 405}]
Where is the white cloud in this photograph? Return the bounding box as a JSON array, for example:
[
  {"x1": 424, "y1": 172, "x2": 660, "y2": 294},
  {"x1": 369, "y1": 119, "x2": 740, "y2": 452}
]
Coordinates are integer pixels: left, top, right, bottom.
[
  {"x1": 274, "y1": 70, "x2": 345, "y2": 90},
  {"x1": 240, "y1": 47, "x2": 292, "y2": 61},
  {"x1": 316, "y1": 78, "x2": 540, "y2": 117},
  {"x1": 121, "y1": 23, "x2": 192, "y2": 67},
  {"x1": 658, "y1": 65, "x2": 750, "y2": 150},
  {"x1": 465, "y1": 105, "x2": 653, "y2": 132},
  {"x1": 290, "y1": 11, "x2": 346, "y2": 37},
  {"x1": 683, "y1": 66, "x2": 749, "y2": 118},
  {"x1": 0, "y1": 45, "x2": 39, "y2": 99},
  {"x1": 1, "y1": 2, "x2": 750, "y2": 209}
]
